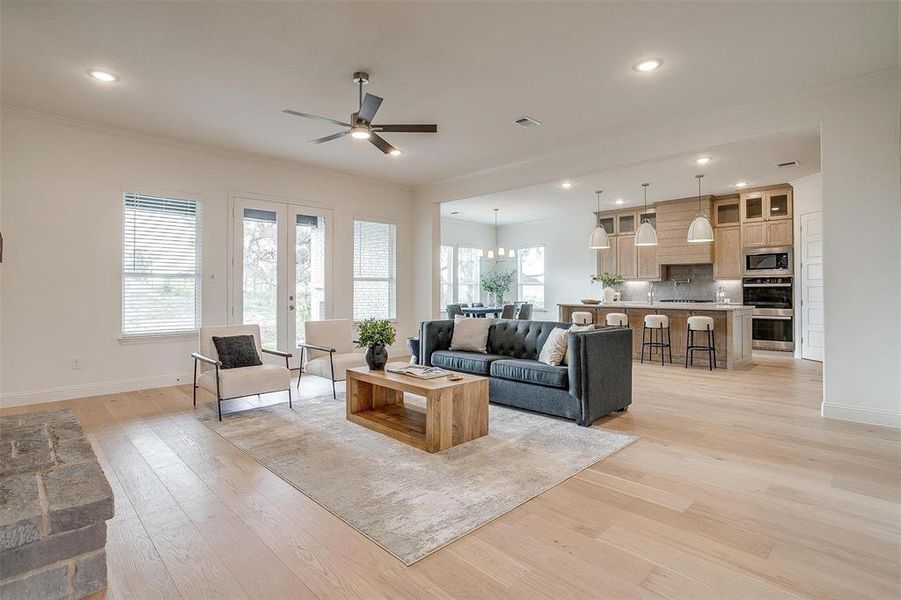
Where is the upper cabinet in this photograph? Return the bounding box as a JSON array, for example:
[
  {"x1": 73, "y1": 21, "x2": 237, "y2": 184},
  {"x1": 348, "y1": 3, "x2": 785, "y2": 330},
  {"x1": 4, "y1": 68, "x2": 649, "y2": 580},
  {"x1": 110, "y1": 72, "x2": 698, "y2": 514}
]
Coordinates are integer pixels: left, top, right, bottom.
[
  {"x1": 740, "y1": 185, "x2": 793, "y2": 248},
  {"x1": 617, "y1": 212, "x2": 637, "y2": 235},
  {"x1": 714, "y1": 196, "x2": 741, "y2": 227}
]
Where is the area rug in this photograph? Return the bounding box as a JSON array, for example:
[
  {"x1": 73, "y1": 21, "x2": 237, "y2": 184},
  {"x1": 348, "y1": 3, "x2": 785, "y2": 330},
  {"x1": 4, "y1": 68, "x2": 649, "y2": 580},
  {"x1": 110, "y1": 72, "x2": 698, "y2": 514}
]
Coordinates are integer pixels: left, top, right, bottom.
[{"x1": 200, "y1": 394, "x2": 636, "y2": 565}]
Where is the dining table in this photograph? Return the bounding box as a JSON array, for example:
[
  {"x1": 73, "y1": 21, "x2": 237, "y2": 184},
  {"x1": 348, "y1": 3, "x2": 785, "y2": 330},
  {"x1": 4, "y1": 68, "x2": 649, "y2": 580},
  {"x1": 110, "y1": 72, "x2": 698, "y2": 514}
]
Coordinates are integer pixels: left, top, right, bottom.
[{"x1": 459, "y1": 306, "x2": 504, "y2": 318}]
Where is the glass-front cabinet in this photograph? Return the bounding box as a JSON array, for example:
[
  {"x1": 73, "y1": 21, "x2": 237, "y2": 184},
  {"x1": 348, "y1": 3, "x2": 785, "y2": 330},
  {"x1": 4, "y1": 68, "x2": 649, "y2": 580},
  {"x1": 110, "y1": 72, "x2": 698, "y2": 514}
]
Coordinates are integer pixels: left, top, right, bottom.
[
  {"x1": 597, "y1": 215, "x2": 615, "y2": 236},
  {"x1": 617, "y1": 212, "x2": 636, "y2": 235},
  {"x1": 638, "y1": 209, "x2": 656, "y2": 229},
  {"x1": 767, "y1": 191, "x2": 791, "y2": 220},
  {"x1": 714, "y1": 196, "x2": 740, "y2": 226},
  {"x1": 742, "y1": 193, "x2": 765, "y2": 222},
  {"x1": 741, "y1": 187, "x2": 792, "y2": 223}
]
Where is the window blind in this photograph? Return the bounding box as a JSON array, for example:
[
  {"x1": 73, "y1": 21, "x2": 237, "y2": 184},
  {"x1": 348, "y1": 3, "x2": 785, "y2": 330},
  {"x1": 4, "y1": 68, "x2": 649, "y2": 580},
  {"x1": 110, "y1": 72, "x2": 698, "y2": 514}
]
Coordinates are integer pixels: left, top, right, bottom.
[
  {"x1": 122, "y1": 193, "x2": 202, "y2": 337},
  {"x1": 353, "y1": 220, "x2": 396, "y2": 320}
]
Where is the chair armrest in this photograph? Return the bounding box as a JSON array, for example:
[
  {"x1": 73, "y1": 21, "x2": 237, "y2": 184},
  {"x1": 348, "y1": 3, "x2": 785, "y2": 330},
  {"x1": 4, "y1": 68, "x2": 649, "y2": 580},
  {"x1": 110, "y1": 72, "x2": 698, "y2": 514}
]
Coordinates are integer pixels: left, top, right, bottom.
[
  {"x1": 567, "y1": 328, "x2": 632, "y2": 426},
  {"x1": 262, "y1": 348, "x2": 293, "y2": 358},
  {"x1": 191, "y1": 352, "x2": 221, "y2": 367},
  {"x1": 297, "y1": 342, "x2": 336, "y2": 354},
  {"x1": 419, "y1": 320, "x2": 455, "y2": 367}
]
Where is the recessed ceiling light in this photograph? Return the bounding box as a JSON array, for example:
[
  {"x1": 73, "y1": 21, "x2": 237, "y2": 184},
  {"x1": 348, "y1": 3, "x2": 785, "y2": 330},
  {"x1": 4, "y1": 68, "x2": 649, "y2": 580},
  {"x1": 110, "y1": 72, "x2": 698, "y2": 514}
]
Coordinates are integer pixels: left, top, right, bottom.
[
  {"x1": 615, "y1": 199, "x2": 625, "y2": 205},
  {"x1": 735, "y1": 181, "x2": 748, "y2": 188},
  {"x1": 633, "y1": 58, "x2": 663, "y2": 72},
  {"x1": 87, "y1": 70, "x2": 118, "y2": 83},
  {"x1": 560, "y1": 182, "x2": 573, "y2": 189},
  {"x1": 695, "y1": 156, "x2": 711, "y2": 165},
  {"x1": 389, "y1": 149, "x2": 402, "y2": 156}
]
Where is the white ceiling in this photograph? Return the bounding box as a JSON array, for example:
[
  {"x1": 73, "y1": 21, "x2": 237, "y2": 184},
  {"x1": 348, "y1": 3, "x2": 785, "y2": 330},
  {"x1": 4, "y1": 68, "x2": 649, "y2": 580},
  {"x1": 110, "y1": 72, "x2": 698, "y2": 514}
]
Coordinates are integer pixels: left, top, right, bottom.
[
  {"x1": 1, "y1": 2, "x2": 896, "y2": 186},
  {"x1": 442, "y1": 128, "x2": 821, "y2": 224}
]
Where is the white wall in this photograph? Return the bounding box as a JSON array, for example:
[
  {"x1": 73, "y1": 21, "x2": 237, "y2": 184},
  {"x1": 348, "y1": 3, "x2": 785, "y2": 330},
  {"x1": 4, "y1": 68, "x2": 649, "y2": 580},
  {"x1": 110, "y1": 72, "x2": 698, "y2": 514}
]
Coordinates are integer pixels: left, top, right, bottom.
[
  {"x1": 0, "y1": 109, "x2": 416, "y2": 405},
  {"x1": 791, "y1": 173, "x2": 823, "y2": 359},
  {"x1": 440, "y1": 218, "x2": 495, "y2": 249},
  {"x1": 415, "y1": 70, "x2": 901, "y2": 428},
  {"x1": 496, "y1": 214, "x2": 597, "y2": 317}
]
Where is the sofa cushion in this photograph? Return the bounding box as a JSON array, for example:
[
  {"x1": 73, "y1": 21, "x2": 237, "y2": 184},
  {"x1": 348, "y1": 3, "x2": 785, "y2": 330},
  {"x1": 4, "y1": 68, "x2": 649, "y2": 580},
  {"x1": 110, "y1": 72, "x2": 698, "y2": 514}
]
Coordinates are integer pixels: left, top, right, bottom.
[
  {"x1": 450, "y1": 316, "x2": 491, "y2": 353},
  {"x1": 431, "y1": 350, "x2": 506, "y2": 375},
  {"x1": 490, "y1": 359, "x2": 569, "y2": 390},
  {"x1": 487, "y1": 320, "x2": 574, "y2": 360}
]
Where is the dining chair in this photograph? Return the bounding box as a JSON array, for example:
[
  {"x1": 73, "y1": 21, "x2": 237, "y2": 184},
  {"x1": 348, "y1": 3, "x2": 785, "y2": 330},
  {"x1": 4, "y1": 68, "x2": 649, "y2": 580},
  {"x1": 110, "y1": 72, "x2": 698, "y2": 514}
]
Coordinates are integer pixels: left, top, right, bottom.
[
  {"x1": 446, "y1": 304, "x2": 464, "y2": 318},
  {"x1": 500, "y1": 304, "x2": 515, "y2": 319},
  {"x1": 516, "y1": 303, "x2": 533, "y2": 320},
  {"x1": 471, "y1": 302, "x2": 484, "y2": 307}
]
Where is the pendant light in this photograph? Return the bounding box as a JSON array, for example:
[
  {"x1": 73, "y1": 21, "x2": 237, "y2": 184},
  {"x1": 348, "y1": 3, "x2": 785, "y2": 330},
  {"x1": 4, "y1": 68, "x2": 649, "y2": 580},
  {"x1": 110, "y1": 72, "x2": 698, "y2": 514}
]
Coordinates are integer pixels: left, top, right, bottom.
[
  {"x1": 489, "y1": 208, "x2": 514, "y2": 259},
  {"x1": 634, "y1": 183, "x2": 658, "y2": 246},
  {"x1": 589, "y1": 190, "x2": 610, "y2": 249},
  {"x1": 687, "y1": 174, "x2": 714, "y2": 243}
]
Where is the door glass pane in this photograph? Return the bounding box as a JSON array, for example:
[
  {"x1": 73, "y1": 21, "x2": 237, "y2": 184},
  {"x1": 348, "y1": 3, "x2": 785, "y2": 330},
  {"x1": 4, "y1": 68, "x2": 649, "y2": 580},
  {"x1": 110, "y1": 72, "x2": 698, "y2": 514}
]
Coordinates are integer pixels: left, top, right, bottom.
[
  {"x1": 745, "y1": 197, "x2": 763, "y2": 219},
  {"x1": 717, "y1": 203, "x2": 740, "y2": 225},
  {"x1": 769, "y1": 194, "x2": 789, "y2": 217},
  {"x1": 295, "y1": 214, "x2": 325, "y2": 345},
  {"x1": 242, "y1": 208, "x2": 278, "y2": 348}
]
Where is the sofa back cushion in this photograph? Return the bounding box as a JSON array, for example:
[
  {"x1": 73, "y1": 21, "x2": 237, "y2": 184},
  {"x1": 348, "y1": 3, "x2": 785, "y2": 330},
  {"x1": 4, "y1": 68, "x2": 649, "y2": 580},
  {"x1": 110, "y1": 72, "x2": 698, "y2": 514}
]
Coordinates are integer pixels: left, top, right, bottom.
[{"x1": 487, "y1": 319, "x2": 573, "y2": 360}]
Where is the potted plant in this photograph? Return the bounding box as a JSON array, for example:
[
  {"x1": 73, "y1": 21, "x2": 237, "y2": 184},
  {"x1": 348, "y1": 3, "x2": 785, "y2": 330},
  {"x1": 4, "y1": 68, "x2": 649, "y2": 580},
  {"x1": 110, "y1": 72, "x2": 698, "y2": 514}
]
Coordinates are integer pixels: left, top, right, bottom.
[
  {"x1": 591, "y1": 272, "x2": 623, "y2": 304},
  {"x1": 355, "y1": 318, "x2": 397, "y2": 370},
  {"x1": 480, "y1": 270, "x2": 515, "y2": 305}
]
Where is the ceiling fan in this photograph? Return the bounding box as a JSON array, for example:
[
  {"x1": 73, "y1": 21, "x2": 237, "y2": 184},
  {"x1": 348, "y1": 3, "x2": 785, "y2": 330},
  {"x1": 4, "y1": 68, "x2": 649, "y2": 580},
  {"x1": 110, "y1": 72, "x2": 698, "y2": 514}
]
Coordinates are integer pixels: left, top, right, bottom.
[{"x1": 283, "y1": 71, "x2": 438, "y2": 156}]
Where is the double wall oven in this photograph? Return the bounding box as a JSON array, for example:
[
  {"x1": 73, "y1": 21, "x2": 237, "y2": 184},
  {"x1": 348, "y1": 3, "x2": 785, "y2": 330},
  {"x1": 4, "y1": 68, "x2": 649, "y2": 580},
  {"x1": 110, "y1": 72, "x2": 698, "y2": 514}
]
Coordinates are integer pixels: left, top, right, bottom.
[{"x1": 743, "y1": 246, "x2": 794, "y2": 351}]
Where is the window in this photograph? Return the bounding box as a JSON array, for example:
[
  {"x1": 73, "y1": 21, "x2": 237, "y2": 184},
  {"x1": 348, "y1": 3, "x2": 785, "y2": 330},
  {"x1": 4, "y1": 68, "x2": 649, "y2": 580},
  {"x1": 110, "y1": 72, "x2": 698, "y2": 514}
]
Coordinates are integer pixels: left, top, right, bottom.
[
  {"x1": 122, "y1": 192, "x2": 202, "y2": 337},
  {"x1": 456, "y1": 247, "x2": 482, "y2": 305},
  {"x1": 439, "y1": 245, "x2": 454, "y2": 310},
  {"x1": 353, "y1": 220, "x2": 396, "y2": 320},
  {"x1": 517, "y1": 245, "x2": 545, "y2": 310}
]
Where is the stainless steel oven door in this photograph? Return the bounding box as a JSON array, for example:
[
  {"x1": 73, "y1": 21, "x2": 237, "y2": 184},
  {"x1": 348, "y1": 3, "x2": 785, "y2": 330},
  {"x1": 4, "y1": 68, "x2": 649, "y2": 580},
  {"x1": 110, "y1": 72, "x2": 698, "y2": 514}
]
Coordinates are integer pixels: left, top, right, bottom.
[
  {"x1": 751, "y1": 310, "x2": 794, "y2": 351},
  {"x1": 743, "y1": 247, "x2": 793, "y2": 277}
]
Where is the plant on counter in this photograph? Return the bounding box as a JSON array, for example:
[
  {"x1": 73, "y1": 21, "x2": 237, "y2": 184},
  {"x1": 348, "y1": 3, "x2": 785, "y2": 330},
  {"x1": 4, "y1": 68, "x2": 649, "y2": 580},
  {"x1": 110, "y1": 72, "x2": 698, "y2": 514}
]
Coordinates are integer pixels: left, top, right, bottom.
[
  {"x1": 591, "y1": 272, "x2": 623, "y2": 288},
  {"x1": 355, "y1": 318, "x2": 397, "y2": 370},
  {"x1": 480, "y1": 270, "x2": 516, "y2": 302}
]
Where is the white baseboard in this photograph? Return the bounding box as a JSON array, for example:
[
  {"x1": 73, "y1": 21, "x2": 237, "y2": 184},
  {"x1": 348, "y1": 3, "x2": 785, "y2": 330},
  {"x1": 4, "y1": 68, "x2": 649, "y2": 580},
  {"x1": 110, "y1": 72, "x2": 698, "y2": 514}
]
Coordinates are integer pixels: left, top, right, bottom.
[
  {"x1": 821, "y1": 402, "x2": 901, "y2": 429},
  {"x1": 0, "y1": 372, "x2": 193, "y2": 408}
]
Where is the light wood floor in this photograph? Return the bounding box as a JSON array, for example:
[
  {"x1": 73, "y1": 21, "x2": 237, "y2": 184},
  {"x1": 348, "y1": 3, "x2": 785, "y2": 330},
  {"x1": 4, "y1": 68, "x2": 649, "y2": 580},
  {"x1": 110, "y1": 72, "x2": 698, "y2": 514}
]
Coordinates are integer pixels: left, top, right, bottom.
[{"x1": 4, "y1": 354, "x2": 899, "y2": 599}]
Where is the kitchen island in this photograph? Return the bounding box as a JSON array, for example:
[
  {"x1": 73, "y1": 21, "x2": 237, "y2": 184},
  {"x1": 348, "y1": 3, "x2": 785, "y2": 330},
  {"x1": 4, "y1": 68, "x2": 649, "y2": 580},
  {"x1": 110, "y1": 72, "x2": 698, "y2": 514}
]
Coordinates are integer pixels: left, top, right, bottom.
[{"x1": 558, "y1": 302, "x2": 754, "y2": 369}]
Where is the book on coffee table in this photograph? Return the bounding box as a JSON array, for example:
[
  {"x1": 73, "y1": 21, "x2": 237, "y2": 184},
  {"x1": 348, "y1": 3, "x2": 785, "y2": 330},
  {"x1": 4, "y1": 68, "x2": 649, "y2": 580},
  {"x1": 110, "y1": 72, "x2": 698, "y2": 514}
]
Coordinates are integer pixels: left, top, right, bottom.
[{"x1": 385, "y1": 364, "x2": 449, "y2": 380}]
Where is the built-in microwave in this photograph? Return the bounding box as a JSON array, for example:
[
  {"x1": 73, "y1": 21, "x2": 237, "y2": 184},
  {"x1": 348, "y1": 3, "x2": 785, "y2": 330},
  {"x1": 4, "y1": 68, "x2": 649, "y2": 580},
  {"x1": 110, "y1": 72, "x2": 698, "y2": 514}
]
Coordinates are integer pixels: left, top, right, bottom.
[{"x1": 743, "y1": 247, "x2": 793, "y2": 277}]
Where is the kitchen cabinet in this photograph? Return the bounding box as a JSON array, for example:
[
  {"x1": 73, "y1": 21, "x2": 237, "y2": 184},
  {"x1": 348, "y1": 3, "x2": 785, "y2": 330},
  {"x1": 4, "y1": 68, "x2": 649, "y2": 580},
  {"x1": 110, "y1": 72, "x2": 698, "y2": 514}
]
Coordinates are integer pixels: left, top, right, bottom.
[
  {"x1": 596, "y1": 243, "x2": 617, "y2": 276},
  {"x1": 714, "y1": 226, "x2": 742, "y2": 279},
  {"x1": 714, "y1": 196, "x2": 741, "y2": 227},
  {"x1": 740, "y1": 185, "x2": 793, "y2": 248},
  {"x1": 637, "y1": 244, "x2": 660, "y2": 280},
  {"x1": 617, "y1": 212, "x2": 637, "y2": 235},
  {"x1": 767, "y1": 220, "x2": 793, "y2": 246},
  {"x1": 616, "y1": 235, "x2": 637, "y2": 279}
]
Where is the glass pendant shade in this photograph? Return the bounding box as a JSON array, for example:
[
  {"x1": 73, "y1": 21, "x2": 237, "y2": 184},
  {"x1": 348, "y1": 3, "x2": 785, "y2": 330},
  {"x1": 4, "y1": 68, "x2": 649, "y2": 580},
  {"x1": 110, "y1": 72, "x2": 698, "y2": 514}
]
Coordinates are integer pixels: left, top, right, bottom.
[
  {"x1": 498, "y1": 247, "x2": 505, "y2": 256},
  {"x1": 507, "y1": 248, "x2": 515, "y2": 258},
  {"x1": 487, "y1": 250, "x2": 495, "y2": 259},
  {"x1": 635, "y1": 220, "x2": 658, "y2": 246},
  {"x1": 687, "y1": 215, "x2": 714, "y2": 243},
  {"x1": 589, "y1": 225, "x2": 610, "y2": 249}
]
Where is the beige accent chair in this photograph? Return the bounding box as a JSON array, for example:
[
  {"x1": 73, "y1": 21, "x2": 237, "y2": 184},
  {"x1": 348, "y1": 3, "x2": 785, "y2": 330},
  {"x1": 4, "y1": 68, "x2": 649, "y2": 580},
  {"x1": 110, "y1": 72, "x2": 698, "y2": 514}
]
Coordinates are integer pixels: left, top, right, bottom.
[
  {"x1": 297, "y1": 319, "x2": 366, "y2": 398},
  {"x1": 192, "y1": 324, "x2": 292, "y2": 421}
]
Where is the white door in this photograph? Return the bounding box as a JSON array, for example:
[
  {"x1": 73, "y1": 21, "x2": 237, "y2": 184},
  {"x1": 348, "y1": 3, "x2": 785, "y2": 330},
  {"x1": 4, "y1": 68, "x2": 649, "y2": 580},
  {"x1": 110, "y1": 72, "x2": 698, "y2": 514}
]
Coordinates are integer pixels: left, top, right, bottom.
[
  {"x1": 800, "y1": 210, "x2": 824, "y2": 362},
  {"x1": 232, "y1": 197, "x2": 333, "y2": 368}
]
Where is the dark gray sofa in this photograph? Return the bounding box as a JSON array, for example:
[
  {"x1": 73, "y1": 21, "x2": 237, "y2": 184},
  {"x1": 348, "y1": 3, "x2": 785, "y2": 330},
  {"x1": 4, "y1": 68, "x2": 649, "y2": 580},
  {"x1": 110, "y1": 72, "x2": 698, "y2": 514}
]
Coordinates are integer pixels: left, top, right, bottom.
[{"x1": 419, "y1": 318, "x2": 632, "y2": 426}]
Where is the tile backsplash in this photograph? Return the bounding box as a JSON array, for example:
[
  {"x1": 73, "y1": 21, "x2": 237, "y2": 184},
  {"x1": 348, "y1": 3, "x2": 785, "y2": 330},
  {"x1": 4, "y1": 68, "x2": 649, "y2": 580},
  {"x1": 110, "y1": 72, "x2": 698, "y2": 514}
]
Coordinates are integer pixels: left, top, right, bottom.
[{"x1": 615, "y1": 264, "x2": 743, "y2": 303}]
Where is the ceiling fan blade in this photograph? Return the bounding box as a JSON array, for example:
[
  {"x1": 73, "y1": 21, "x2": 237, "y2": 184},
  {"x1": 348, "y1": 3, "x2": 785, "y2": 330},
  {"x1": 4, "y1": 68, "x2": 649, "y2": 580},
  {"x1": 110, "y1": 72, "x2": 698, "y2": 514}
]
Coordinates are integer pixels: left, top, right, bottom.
[
  {"x1": 357, "y1": 93, "x2": 383, "y2": 124},
  {"x1": 307, "y1": 130, "x2": 349, "y2": 144},
  {"x1": 283, "y1": 109, "x2": 350, "y2": 128},
  {"x1": 372, "y1": 124, "x2": 438, "y2": 133},
  {"x1": 368, "y1": 132, "x2": 397, "y2": 155}
]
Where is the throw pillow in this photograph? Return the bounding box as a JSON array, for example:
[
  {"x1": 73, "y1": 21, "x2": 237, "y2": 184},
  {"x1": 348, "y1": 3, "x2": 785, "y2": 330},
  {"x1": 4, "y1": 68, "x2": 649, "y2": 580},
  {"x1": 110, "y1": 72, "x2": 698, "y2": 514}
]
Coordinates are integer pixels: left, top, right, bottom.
[
  {"x1": 212, "y1": 335, "x2": 262, "y2": 369},
  {"x1": 563, "y1": 324, "x2": 596, "y2": 365},
  {"x1": 538, "y1": 327, "x2": 569, "y2": 366},
  {"x1": 450, "y1": 315, "x2": 491, "y2": 353}
]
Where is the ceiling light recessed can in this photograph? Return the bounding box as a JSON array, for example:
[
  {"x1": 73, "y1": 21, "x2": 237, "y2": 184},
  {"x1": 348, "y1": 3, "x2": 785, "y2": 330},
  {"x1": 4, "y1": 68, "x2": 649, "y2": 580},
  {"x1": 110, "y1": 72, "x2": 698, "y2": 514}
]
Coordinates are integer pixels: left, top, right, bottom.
[
  {"x1": 87, "y1": 70, "x2": 118, "y2": 82},
  {"x1": 735, "y1": 181, "x2": 748, "y2": 188},
  {"x1": 695, "y1": 156, "x2": 711, "y2": 165},
  {"x1": 633, "y1": 58, "x2": 663, "y2": 72},
  {"x1": 560, "y1": 182, "x2": 573, "y2": 189},
  {"x1": 615, "y1": 199, "x2": 625, "y2": 205}
]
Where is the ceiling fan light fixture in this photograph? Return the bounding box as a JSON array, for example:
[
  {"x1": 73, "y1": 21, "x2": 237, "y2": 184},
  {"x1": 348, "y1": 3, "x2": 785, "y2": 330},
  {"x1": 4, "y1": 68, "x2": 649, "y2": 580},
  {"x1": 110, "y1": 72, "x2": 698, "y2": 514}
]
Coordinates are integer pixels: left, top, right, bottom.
[
  {"x1": 389, "y1": 149, "x2": 402, "y2": 156},
  {"x1": 350, "y1": 126, "x2": 371, "y2": 140}
]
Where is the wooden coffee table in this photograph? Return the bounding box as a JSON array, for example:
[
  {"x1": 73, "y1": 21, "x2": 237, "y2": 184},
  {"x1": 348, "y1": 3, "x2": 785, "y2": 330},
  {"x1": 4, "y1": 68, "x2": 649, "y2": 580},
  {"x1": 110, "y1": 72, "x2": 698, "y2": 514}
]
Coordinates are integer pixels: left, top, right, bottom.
[{"x1": 346, "y1": 365, "x2": 489, "y2": 453}]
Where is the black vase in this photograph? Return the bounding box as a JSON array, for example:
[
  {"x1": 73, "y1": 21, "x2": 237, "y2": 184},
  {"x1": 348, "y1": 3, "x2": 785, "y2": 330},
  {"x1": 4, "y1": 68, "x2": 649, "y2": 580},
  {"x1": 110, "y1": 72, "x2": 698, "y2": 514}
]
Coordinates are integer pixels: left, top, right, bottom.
[{"x1": 365, "y1": 343, "x2": 388, "y2": 370}]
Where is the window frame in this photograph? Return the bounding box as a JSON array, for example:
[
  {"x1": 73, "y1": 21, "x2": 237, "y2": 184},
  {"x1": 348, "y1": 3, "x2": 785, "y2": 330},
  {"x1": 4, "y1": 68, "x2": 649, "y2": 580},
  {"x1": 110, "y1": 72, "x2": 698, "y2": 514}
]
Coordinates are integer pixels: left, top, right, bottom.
[
  {"x1": 516, "y1": 243, "x2": 546, "y2": 311},
  {"x1": 119, "y1": 187, "x2": 204, "y2": 341},
  {"x1": 439, "y1": 244, "x2": 455, "y2": 312},
  {"x1": 455, "y1": 245, "x2": 483, "y2": 306},
  {"x1": 352, "y1": 218, "x2": 398, "y2": 322}
]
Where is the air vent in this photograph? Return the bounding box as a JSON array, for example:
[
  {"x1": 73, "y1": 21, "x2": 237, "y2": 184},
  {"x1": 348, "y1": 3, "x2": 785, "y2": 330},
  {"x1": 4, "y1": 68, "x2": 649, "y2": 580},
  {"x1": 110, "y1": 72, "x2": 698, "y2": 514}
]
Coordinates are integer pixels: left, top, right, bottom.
[
  {"x1": 776, "y1": 160, "x2": 800, "y2": 169},
  {"x1": 513, "y1": 116, "x2": 542, "y2": 129}
]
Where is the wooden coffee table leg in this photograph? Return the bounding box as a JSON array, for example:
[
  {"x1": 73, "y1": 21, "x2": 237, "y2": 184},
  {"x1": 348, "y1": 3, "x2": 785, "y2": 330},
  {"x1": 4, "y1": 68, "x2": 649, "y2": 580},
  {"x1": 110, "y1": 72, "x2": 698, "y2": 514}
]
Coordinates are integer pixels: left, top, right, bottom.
[
  {"x1": 425, "y1": 379, "x2": 488, "y2": 453},
  {"x1": 346, "y1": 376, "x2": 373, "y2": 418}
]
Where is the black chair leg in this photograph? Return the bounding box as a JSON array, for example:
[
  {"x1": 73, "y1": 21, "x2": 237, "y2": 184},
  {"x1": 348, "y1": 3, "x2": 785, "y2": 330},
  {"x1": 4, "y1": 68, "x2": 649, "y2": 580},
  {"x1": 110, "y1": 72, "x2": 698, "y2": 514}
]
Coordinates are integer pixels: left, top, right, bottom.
[
  {"x1": 660, "y1": 327, "x2": 664, "y2": 366},
  {"x1": 640, "y1": 326, "x2": 645, "y2": 363},
  {"x1": 330, "y1": 354, "x2": 337, "y2": 399},
  {"x1": 708, "y1": 327, "x2": 715, "y2": 370},
  {"x1": 193, "y1": 360, "x2": 198, "y2": 406},
  {"x1": 217, "y1": 399, "x2": 222, "y2": 421},
  {"x1": 667, "y1": 327, "x2": 673, "y2": 364},
  {"x1": 685, "y1": 330, "x2": 691, "y2": 368}
]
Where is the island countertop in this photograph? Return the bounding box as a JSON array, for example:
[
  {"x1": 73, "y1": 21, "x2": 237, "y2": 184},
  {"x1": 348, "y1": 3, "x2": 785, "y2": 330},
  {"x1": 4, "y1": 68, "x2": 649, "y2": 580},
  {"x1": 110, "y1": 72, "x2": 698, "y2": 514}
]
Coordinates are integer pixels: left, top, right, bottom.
[{"x1": 558, "y1": 302, "x2": 753, "y2": 312}]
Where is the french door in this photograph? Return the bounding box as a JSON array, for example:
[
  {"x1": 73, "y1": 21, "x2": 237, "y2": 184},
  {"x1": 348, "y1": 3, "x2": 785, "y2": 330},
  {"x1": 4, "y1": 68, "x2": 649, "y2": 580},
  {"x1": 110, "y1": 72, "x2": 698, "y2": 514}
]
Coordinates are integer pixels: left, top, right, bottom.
[{"x1": 232, "y1": 197, "x2": 333, "y2": 369}]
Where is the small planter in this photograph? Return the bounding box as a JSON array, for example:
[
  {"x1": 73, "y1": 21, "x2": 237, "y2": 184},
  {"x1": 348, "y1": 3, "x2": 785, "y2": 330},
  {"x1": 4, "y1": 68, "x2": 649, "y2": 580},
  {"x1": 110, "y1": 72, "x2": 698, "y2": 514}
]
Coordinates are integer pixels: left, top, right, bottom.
[{"x1": 365, "y1": 343, "x2": 388, "y2": 370}]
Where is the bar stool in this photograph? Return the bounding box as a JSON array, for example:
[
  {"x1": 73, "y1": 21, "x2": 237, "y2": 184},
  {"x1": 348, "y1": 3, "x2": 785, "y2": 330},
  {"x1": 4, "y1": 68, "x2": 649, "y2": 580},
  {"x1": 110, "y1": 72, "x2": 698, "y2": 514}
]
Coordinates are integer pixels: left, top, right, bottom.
[
  {"x1": 641, "y1": 314, "x2": 672, "y2": 365},
  {"x1": 572, "y1": 311, "x2": 593, "y2": 325},
  {"x1": 605, "y1": 313, "x2": 629, "y2": 327},
  {"x1": 686, "y1": 316, "x2": 717, "y2": 370}
]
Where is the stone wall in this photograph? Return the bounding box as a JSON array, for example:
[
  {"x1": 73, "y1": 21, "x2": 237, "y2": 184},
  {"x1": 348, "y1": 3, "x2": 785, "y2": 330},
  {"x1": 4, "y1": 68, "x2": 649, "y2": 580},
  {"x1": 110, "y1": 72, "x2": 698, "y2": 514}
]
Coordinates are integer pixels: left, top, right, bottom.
[{"x1": 0, "y1": 409, "x2": 114, "y2": 599}]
